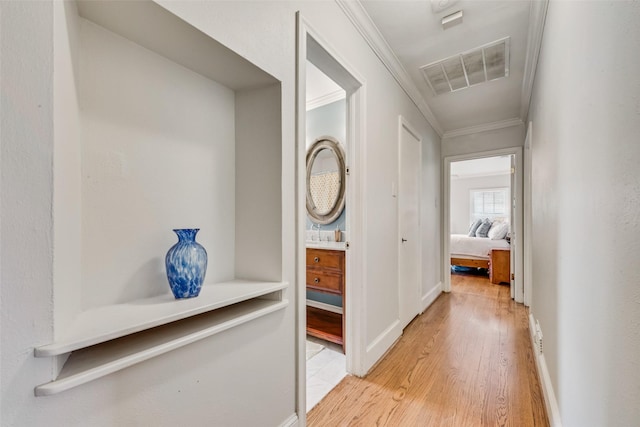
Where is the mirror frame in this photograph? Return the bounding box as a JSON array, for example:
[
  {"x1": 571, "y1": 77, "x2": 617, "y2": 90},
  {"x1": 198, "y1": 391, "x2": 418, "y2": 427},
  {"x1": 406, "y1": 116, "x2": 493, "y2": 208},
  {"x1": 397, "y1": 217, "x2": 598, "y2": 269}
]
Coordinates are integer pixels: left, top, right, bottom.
[{"x1": 306, "y1": 136, "x2": 346, "y2": 225}]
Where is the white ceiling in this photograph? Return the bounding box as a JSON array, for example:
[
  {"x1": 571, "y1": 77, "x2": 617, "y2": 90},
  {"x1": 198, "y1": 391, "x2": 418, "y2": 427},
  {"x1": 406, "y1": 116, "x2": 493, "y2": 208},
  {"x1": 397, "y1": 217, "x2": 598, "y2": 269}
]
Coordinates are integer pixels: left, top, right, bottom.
[
  {"x1": 352, "y1": 0, "x2": 538, "y2": 134},
  {"x1": 450, "y1": 155, "x2": 511, "y2": 178},
  {"x1": 306, "y1": 61, "x2": 345, "y2": 110}
]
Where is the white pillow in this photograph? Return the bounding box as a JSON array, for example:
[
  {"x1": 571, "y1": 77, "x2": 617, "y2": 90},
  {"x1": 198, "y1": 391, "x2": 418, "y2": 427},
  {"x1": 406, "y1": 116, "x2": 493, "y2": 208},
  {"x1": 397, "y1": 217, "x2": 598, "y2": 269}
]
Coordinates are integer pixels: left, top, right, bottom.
[{"x1": 488, "y1": 221, "x2": 509, "y2": 240}]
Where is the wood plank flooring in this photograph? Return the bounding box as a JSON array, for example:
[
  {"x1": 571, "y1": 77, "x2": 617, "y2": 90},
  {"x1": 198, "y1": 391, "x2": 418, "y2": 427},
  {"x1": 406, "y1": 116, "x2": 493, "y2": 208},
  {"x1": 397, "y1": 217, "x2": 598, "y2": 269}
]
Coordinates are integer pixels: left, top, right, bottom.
[{"x1": 307, "y1": 272, "x2": 549, "y2": 426}]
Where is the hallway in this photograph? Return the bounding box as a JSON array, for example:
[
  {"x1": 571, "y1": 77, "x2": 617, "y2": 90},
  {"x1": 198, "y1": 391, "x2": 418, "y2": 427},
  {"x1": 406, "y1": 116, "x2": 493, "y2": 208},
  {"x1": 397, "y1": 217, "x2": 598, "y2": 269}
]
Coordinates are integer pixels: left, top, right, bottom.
[{"x1": 308, "y1": 272, "x2": 549, "y2": 426}]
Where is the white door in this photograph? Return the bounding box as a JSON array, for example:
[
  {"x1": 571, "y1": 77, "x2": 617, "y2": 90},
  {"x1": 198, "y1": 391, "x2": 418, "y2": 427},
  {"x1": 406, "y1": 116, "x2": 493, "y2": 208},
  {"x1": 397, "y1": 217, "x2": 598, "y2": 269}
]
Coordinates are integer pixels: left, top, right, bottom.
[
  {"x1": 510, "y1": 154, "x2": 516, "y2": 299},
  {"x1": 398, "y1": 120, "x2": 421, "y2": 330}
]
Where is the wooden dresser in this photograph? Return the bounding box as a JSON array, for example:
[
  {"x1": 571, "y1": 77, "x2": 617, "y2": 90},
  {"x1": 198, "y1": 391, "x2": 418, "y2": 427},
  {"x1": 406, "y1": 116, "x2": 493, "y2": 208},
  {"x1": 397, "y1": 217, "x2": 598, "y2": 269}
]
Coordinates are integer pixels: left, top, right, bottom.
[
  {"x1": 490, "y1": 248, "x2": 511, "y2": 284},
  {"x1": 306, "y1": 248, "x2": 345, "y2": 351}
]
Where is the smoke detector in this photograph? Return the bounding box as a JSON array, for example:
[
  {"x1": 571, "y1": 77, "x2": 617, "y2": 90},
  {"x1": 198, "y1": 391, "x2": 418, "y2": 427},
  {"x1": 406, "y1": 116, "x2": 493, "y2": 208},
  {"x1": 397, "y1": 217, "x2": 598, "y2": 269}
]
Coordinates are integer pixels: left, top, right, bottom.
[{"x1": 420, "y1": 37, "x2": 510, "y2": 95}]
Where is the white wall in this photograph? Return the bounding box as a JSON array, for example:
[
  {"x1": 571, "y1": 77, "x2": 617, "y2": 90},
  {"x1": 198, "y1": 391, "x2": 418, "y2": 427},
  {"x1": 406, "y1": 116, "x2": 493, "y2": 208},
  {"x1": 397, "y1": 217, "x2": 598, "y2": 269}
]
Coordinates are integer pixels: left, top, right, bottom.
[
  {"x1": 235, "y1": 84, "x2": 283, "y2": 283},
  {"x1": 306, "y1": 99, "x2": 346, "y2": 150},
  {"x1": 528, "y1": 1, "x2": 640, "y2": 425},
  {"x1": 1, "y1": 0, "x2": 442, "y2": 425},
  {"x1": 53, "y1": 0, "x2": 83, "y2": 334},
  {"x1": 79, "y1": 17, "x2": 237, "y2": 308},
  {"x1": 1, "y1": 2, "x2": 56, "y2": 425},
  {"x1": 450, "y1": 174, "x2": 510, "y2": 234},
  {"x1": 420, "y1": 122, "x2": 442, "y2": 310},
  {"x1": 442, "y1": 123, "x2": 524, "y2": 157}
]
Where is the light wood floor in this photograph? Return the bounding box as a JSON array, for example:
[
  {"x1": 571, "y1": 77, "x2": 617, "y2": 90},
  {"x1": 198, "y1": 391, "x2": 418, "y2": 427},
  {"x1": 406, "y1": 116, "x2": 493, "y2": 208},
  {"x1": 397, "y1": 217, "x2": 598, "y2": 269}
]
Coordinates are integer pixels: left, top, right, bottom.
[{"x1": 307, "y1": 272, "x2": 549, "y2": 426}]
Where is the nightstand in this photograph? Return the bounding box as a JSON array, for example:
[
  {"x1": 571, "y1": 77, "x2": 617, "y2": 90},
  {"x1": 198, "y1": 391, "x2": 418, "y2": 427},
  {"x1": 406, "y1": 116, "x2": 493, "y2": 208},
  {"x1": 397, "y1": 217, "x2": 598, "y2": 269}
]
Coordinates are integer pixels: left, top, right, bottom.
[{"x1": 490, "y1": 249, "x2": 511, "y2": 284}]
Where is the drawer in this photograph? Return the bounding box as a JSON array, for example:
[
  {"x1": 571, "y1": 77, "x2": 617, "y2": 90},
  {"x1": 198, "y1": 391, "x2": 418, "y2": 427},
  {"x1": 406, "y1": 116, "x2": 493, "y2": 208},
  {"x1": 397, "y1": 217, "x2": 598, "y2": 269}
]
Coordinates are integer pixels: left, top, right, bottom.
[
  {"x1": 306, "y1": 248, "x2": 344, "y2": 270},
  {"x1": 306, "y1": 268, "x2": 343, "y2": 295}
]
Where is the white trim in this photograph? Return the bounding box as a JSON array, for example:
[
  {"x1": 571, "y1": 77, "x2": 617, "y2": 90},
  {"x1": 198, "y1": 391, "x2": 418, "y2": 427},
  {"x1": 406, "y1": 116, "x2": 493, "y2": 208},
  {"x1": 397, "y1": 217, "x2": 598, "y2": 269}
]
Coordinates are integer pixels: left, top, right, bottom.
[
  {"x1": 421, "y1": 282, "x2": 442, "y2": 313},
  {"x1": 523, "y1": 121, "x2": 533, "y2": 307},
  {"x1": 364, "y1": 320, "x2": 402, "y2": 373},
  {"x1": 336, "y1": 0, "x2": 443, "y2": 137},
  {"x1": 520, "y1": 0, "x2": 549, "y2": 120},
  {"x1": 306, "y1": 299, "x2": 343, "y2": 315},
  {"x1": 443, "y1": 118, "x2": 523, "y2": 139},
  {"x1": 512, "y1": 151, "x2": 524, "y2": 303},
  {"x1": 443, "y1": 147, "x2": 524, "y2": 295},
  {"x1": 306, "y1": 89, "x2": 346, "y2": 111},
  {"x1": 279, "y1": 414, "x2": 299, "y2": 427},
  {"x1": 295, "y1": 13, "x2": 308, "y2": 423},
  {"x1": 297, "y1": 14, "x2": 369, "y2": 386},
  {"x1": 398, "y1": 116, "x2": 423, "y2": 330},
  {"x1": 398, "y1": 115, "x2": 422, "y2": 142},
  {"x1": 346, "y1": 75, "x2": 367, "y2": 377},
  {"x1": 529, "y1": 314, "x2": 562, "y2": 427},
  {"x1": 443, "y1": 159, "x2": 452, "y2": 293}
]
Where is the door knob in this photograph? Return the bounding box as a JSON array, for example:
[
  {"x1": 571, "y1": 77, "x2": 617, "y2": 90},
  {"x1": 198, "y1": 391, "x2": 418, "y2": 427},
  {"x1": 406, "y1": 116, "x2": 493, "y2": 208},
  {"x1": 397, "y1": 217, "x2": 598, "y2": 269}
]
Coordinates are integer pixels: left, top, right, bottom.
[{"x1": 402, "y1": 238, "x2": 407, "y2": 242}]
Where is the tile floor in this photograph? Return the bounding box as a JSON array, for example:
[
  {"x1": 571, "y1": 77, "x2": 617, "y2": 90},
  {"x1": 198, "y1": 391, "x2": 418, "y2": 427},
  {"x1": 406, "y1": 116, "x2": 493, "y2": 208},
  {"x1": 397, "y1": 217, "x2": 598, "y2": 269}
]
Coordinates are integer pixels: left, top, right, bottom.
[{"x1": 306, "y1": 337, "x2": 347, "y2": 412}]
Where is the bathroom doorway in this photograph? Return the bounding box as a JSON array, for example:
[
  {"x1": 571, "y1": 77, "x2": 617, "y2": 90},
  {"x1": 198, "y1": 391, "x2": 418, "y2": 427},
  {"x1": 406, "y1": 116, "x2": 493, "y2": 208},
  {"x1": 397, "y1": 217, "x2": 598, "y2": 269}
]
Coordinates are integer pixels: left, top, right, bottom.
[
  {"x1": 297, "y1": 17, "x2": 365, "y2": 417},
  {"x1": 304, "y1": 60, "x2": 348, "y2": 411}
]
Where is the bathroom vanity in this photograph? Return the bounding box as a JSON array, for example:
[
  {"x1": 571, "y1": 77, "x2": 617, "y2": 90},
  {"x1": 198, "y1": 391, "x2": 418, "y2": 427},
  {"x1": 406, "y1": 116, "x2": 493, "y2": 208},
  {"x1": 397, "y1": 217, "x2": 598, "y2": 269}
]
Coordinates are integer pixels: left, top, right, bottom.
[
  {"x1": 306, "y1": 244, "x2": 345, "y2": 352},
  {"x1": 305, "y1": 136, "x2": 347, "y2": 352}
]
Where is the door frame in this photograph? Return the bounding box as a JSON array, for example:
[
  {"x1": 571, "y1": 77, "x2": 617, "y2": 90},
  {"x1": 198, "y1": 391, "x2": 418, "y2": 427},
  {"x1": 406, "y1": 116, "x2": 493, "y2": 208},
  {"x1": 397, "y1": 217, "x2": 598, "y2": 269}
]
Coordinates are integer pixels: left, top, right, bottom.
[
  {"x1": 523, "y1": 122, "x2": 533, "y2": 307},
  {"x1": 296, "y1": 13, "x2": 367, "y2": 420},
  {"x1": 443, "y1": 147, "x2": 524, "y2": 304},
  {"x1": 397, "y1": 116, "x2": 422, "y2": 329}
]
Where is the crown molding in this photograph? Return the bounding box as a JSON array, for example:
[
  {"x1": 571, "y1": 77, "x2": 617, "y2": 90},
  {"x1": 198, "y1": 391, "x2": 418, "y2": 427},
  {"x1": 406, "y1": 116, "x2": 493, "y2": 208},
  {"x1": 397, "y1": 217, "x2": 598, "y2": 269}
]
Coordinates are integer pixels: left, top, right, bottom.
[
  {"x1": 336, "y1": 0, "x2": 444, "y2": 137},
  {"x1": 306, "y1": 89, "x2": 346, "y2": 111},
  {"x1": 443, "y1": 118, "x2": 524, "y2": 139},
  {"x1": 520, "y1": 0, "x2": 549, "y2": 121}
]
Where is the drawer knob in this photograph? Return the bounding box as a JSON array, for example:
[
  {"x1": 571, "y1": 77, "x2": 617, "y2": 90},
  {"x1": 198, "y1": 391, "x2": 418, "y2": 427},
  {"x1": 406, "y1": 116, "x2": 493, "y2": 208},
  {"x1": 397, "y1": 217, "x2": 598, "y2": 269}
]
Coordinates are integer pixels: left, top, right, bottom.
[
  {"x1": 314, "y1": 257, "x2": 320, "y2": 263},
  {"x1": 314, "y1": 277, "x2": 320, "y2": 283}
]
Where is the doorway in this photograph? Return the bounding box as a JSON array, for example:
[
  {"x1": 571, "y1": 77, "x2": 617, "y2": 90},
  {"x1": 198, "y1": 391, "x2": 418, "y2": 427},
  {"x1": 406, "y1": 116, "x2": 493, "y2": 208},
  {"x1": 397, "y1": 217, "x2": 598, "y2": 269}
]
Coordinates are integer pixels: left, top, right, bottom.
[
  {"x1": 304, "y1": 60, "x2": 348, "y2": 411},
  {"x1": 297, "y1": 15, "x2": 365, "y2": 417},
  {"x1": 443, "y1": 148, "x2": 524, "y2": 303}
]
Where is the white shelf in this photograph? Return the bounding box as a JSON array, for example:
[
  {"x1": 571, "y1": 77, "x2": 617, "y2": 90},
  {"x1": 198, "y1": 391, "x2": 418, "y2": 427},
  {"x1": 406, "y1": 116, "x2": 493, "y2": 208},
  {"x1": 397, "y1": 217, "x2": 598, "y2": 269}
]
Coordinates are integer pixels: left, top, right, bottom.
[
  {"x1": 35, "y1": 280, "x2": 287, "y2": 357},
  {"x1": 35, "y1": 298, "x2": 288, "y2": 396}
]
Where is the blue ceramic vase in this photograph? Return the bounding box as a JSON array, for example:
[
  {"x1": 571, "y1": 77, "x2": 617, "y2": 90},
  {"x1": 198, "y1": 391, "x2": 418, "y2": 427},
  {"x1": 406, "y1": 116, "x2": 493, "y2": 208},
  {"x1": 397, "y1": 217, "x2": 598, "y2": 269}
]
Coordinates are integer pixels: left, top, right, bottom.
[{"x1": 165, "y1": 229, "x2": 207, "y2": 299}]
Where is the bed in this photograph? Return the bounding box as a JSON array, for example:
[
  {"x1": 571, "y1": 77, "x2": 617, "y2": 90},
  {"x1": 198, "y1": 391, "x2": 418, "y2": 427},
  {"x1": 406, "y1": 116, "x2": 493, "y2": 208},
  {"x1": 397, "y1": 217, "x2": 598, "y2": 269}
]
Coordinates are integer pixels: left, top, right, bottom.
[{"x1": 450, "y1": 234, "x2": 510, "y2": 273}]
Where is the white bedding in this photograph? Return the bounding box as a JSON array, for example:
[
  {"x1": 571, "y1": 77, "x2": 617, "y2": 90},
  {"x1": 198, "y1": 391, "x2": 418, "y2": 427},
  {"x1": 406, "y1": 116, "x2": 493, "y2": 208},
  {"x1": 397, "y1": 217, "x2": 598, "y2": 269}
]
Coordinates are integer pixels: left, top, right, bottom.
[{"x1": 450, "y1": 234, "x2": 510, "y2": 259}]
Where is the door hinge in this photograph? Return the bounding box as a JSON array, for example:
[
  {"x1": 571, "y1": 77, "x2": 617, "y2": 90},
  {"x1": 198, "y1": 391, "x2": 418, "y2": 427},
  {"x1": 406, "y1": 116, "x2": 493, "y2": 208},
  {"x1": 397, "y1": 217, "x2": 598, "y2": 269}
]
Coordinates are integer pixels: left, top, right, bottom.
[
  {"x1": 511, "y1": 167, "x2": 515, "y2": 174},
  {"x1": 511, "y1": 273, "x2": 515, "y2": 280},
  {"x1": 346, "y1": 166, "x2": 350, "y2": 175},
  {"x1": 346, "y1": 241, "x2": 350, "y2": 249}
]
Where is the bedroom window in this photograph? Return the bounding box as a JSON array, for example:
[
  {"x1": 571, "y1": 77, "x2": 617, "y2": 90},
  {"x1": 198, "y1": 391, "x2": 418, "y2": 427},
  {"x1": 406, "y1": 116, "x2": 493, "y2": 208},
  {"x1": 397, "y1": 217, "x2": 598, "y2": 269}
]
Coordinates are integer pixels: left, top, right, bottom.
[{"x1": 471, "y1": 188, "x2": 509, "y2": 222}]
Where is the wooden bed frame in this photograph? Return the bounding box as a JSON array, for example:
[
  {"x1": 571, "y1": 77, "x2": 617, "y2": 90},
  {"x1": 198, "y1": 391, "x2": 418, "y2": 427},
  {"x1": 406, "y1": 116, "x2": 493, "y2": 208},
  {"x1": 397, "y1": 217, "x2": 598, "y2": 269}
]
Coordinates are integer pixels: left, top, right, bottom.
[
  {"x1": 452, "y1": 250, "x2": 511, "y2": 284},
  {"x1": 450, "y1": 257, "x2": 489, "y2": 269}
]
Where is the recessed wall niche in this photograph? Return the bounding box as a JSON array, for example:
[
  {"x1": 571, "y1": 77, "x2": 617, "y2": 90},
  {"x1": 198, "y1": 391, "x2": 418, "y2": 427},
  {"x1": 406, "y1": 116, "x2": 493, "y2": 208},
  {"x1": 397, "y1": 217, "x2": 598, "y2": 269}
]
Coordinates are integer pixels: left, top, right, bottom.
[{"x1": 42, "y1": 0, "x2": 283, "y2": 392}]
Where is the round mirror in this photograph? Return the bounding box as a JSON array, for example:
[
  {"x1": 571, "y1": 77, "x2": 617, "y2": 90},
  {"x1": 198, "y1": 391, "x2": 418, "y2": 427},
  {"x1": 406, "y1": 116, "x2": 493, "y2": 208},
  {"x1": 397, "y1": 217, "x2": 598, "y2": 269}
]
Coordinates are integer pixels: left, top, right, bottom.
[{"x1": 306, "y1": 137, "x2": 346, "y2": 224}]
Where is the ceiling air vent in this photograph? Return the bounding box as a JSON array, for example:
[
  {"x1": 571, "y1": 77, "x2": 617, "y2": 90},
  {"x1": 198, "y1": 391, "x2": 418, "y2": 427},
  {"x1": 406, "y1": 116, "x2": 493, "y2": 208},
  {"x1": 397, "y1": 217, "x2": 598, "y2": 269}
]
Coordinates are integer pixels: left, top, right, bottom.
[{"x1": 420, "y1": 37, "x2": 510, "y2": 95}]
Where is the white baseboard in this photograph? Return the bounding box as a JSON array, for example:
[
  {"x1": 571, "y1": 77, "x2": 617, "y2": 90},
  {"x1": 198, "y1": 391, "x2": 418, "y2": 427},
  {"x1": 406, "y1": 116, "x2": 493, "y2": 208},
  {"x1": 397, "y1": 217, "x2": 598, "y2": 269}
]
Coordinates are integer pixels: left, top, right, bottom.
[
  {"x1": 279, "y1": 414, "x2": 298, "y2": 427},
  {"x1": 364, "y1": 319, "x2": 402, "y2": 373},
  {"x1": 529, "y1": 314, "x2": 562, "y2": 427},
  {"x1": 421, "y1": 282, "x2": 442, "y2": 312}
]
